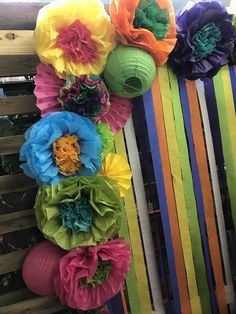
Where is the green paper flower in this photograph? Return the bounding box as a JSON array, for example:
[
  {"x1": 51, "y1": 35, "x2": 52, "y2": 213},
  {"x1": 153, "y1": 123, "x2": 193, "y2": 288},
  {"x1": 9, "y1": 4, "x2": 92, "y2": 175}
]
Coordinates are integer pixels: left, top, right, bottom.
[
  {"x1": 35, "y1": 176, "x2": 122, "y2": 250},
  {"x1": 96, "y1": 123, "x2": 114, "y2": 160}
]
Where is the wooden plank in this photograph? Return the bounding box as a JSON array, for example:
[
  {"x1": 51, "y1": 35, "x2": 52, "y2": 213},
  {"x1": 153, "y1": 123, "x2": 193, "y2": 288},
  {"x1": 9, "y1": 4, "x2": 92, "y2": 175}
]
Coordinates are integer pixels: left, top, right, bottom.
[
  {"x1": 0, "y1": 295, "x2": 65, "y2": 314},
  {"x1": 0, "y1": 248, "x2": 29, "y2": 274},
  {"x1": 0, "y1": 95, "x2": 38, "y2": 115},
  {"x1": 0, "y1": 2, "x2": 109, "y2": 30},
  {"x1": 0, "y1": 135, "x2": 25, "y2": 155},
  {"x1": 0, "y1": 209, "x2": 36, "y2": 234},
  {"x1": 0, "y1": 173, "x2": 37, "y2": 194},
  {"x1": 0, "y1": 288, "x2": 35, "y2": 307},
  {"x1": 0, "y1": 30, "x2": 35, "y2": 55},
  {"x1": 0, "y1": 55, "x2": 39, "y2": 77},
  {"x1": 0, "y1": 2, "x2": 47, "y2": 30}
]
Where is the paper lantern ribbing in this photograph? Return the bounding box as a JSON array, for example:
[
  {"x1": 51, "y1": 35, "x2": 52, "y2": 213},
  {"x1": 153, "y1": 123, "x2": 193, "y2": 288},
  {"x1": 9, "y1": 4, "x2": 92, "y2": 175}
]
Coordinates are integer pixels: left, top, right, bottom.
[
  {"x1": 22, "y1": 241, "x2": 65, "y2": 296},
  {"x1": 104, "y1": 45, "x2": 156, "y2": 98}
]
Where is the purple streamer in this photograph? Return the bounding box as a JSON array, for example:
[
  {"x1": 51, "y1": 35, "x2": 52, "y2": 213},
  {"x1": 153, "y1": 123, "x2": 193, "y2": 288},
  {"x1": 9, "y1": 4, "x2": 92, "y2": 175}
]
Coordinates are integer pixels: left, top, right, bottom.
[
  {"x1": 229, "y1": 65, "x2": 236, "y2": 113},
  {"x1": 143, "y1": 90, "x2": 181, "y2": 314},
  {"x1": 107, "y1": 292, "x2": 124, "y2": 314},
  {"x1": 203, "y1": 78, "x2": 232, "y2": 219},
  {"x1": 178, "y1": 76, "x2": 217, "y2": 313}
]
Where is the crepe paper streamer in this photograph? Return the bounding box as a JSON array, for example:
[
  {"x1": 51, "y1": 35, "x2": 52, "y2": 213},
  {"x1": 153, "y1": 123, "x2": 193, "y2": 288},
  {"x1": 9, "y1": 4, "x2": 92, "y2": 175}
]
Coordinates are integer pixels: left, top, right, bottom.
[
  {"x1": 213, "y1": 68, "x2": 236, "y2": 232},
  {"x1": 229, "y1": 66, "x2": 236, "y2": 113},
  {"x1": 133, "y1": 97, "x2": 173, "y2": 312},
  {"x1": 203, "y1": 78, "x2": 227, "y2": 199},
  {"x1": 168, "y1": 70, "x2": 211, "y2": 313},
  {"x1": 104, "y1": 45, "x2": 156, "y2": 98},
  {"x1": 185, "y1": 79, "x2": 227, "y2": 314},
  {"x1": 196, "y1": 79, "x2": 236, "y2": 313},
  {"x1": 157, "y1": 66, "x2": 201, "y2": 313},
  {"x1": 98, "y1": 153, "x2": 132, "y2": 197},
  {"x1": 178, "y1": 76, "x2": 218, "y2": 313},
  {"x1": 115, "y1": 131, "x2": 153, "y2": 314},
  {"x1": 107, "y1": 293, "x2": 125, "y2": 314},
  {"x1": 124, "y1": 117, "x2": 165, "y2": 314},
  {"x1": 151, "y1": 74, "x2": 194, "y2": 314},
  {"x1": 143, "y1": 90, "x2": 182, "y2": 314}
]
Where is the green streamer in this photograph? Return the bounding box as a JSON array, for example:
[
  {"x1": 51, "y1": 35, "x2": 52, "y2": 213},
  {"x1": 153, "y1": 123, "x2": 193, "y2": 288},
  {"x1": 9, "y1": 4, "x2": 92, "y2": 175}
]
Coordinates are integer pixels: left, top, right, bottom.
[
  {"x1": 168, "y1": 68, "x2": 211, "y2": 313},
  {"x1": 213, "y1": 70, "x2": 236, "y2": 231}
]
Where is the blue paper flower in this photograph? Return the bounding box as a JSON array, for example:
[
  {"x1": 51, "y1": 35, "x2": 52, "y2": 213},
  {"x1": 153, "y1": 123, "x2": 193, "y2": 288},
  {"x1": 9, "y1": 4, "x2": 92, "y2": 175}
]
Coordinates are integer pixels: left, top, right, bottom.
[{"x1": 20, "y1": 112, "x2": 102, "y2": 185}]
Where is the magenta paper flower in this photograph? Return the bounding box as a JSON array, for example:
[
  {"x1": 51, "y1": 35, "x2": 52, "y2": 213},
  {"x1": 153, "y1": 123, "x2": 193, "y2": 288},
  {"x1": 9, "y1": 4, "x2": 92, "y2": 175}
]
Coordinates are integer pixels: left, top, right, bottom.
[
  {"x1": 34, "y1": 63, "x2": 133, "y2": 133},
  {"x1": 54, "y1": 238, "x2": 131, "y2": 311}
]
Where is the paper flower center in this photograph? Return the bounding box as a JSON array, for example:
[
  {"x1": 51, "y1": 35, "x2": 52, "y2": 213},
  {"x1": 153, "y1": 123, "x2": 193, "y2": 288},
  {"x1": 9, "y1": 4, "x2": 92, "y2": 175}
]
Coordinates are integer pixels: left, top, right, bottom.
[
  {"x1": 133, "y1": 0, "x2": 170, "y2": 40},
  {"x1": 80, "y1": 259, "x2": 112, "y2": 288},
  {"x1": 192, "y1": 22, "x2": 222, "y2": 61},
  {"x1": 57, "y1": 20, "x2": 98, "y2": 63},
  {"x1": 58, "y1": 75, "x2": 109, "y2": 118},
  {"x1": 60, "y1": 197, "x2": 93, "y2": 233},
  {"x1": 53, "y1": 134, "x2": 81, "y2": 176}
]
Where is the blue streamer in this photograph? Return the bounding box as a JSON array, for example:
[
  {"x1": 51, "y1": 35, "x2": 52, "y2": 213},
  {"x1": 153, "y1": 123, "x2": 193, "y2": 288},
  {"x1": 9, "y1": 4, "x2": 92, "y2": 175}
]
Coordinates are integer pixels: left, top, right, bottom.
[
  {"x1": 178, "y1": 77, "x2": 217, "y2": 313},
  {"x1": 143, "y1": 90, "x2": 181, "y2": 314}
]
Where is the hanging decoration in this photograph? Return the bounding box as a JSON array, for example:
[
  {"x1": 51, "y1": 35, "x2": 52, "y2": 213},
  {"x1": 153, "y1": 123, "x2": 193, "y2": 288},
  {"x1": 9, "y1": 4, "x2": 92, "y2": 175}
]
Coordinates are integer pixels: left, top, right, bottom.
[
  {"x1": 34, "y1": 0, "x2": 116, "y2": 79},
  {"x1": 20, "y1": 112, "x2": 102, "y2": 185},
  {"x1": 104, "y1": 45, "x2": 156, "y2": 98},
  {"x1": 109, "y1": 0, "x2": 176, "y2": 65},
  {"x1": 35, "y1": 176, "x2": 122, "y2": 249},
  {"x1": 54, "y1": 238, "x2": 131, "y2": 310},
  {"x1": 19, "y1": 0, "x2": 236, "y2": 312},
  {"x1": 169, "y1": 0, "x2": 236, "y2": 79}
]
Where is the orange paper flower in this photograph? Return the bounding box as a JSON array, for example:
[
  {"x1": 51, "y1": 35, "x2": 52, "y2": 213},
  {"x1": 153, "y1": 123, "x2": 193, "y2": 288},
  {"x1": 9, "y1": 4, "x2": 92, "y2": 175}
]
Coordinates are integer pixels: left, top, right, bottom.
[{"x1": 109, "y1": 0, "x2": 176, "y2": 65}]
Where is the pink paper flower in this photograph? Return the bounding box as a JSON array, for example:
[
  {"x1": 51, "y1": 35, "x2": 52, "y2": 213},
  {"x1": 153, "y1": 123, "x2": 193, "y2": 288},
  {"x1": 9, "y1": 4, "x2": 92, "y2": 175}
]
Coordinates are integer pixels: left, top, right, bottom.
[
  {"x1": 34, "y1": 63, "x2": 133, "y2": 133},
  {"x1": 54, "y1": 238, "x2": 131, "y2": 311}
]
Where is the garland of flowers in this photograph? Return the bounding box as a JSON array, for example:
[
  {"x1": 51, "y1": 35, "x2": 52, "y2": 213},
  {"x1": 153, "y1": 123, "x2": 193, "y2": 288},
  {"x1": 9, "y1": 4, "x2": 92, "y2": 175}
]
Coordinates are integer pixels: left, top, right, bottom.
[{"x1": 20, "y1": 0, "x2": 235, "y2": 313}]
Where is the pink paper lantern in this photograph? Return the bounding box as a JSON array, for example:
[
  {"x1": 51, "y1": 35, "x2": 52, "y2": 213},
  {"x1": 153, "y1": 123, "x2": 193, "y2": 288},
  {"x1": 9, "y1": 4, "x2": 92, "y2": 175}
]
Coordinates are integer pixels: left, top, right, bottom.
[{"x1": 22, "y1": 241, "x2": 65, "y2": 296}]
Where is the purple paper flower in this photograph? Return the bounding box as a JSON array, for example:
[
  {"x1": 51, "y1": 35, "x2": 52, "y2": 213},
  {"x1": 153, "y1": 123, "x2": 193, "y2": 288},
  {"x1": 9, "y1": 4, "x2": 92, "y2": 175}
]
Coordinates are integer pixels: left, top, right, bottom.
[{"x1": 169, "y1": 1, "x2": 236, "y2": 79}]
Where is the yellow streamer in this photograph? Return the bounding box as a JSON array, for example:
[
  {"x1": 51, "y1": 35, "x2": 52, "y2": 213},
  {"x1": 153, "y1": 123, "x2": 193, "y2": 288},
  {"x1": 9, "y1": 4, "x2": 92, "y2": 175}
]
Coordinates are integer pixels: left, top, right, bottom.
[
  {"x1": 158, "y1": 66, "x2": 202, "y2": 313},
  {"x1": 115, "y1": 131, "x2": 153, "y2": 314}
]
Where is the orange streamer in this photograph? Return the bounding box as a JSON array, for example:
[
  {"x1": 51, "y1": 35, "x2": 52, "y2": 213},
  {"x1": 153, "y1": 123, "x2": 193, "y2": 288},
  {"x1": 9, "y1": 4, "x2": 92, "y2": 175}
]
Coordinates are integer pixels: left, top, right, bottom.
[
  {"x1": 151, "y1": 73, "x2": 191, "y2": 314},
  {"x1": 186, "y1": 80, "x2": 227, "y2": 314}
]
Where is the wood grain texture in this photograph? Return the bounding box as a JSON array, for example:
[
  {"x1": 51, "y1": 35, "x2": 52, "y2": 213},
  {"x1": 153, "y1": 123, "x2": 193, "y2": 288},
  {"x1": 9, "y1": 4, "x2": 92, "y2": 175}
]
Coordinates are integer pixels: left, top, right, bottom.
[
  {"x1": 0, "y1": 209, "x2": 36, "y2": 234},
  {"x1": 0, "y1": 173, "x2": 37, "y2": 194},
  {"x1": 0, "y1": 295, "x2": 65, "y2": 314},
  {"x1": 0, "y1": 248, "x2": 29, "y2": 274},
  {"x1": 0, "y1": 55, "x2": 39, "y2": 77},
  {"x1": 0, "y1": 95, "x2": 38, "y2": 115},
  {"x1": 0, "y1": 288, "x2": 35, "y2": 307},
  {"x1": 0, "y1": 135, "x2": 25, "y2": 155},
  {"x1": 0, "y1": 2, "x2": 109, "y2": 30},
  {"x1": 0, "y1": 30, "x2": 35, "y2": 55}
]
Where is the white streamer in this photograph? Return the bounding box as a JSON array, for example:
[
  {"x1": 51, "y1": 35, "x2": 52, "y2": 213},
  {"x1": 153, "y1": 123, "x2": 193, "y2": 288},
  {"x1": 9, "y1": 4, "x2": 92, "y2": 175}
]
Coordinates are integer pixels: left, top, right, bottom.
[
  {"x1": 196, "y1": 79, "x2": 235, "y2": 311},
  {"x1": 124, "y1": 116, "x2": 165, "y2": 314}
]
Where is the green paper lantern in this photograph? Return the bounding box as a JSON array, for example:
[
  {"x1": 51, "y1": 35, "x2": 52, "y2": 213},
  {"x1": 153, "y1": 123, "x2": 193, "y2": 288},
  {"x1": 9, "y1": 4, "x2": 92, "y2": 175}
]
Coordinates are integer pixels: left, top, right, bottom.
[{"x1": 104, "y1": 45, "x2": 156, "y2": 98}]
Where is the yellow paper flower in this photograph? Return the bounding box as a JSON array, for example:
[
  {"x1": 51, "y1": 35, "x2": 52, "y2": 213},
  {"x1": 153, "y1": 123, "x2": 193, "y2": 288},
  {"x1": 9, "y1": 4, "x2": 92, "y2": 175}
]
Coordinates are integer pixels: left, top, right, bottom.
[
  {"x1": 99, "y1": 153, "x2": 132, "y2": 197},
  {"x1": 34, "y1": 0, "x2": 116, "y2": 79}
]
